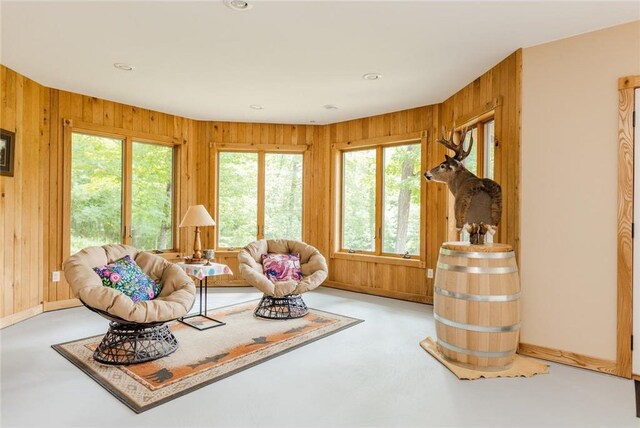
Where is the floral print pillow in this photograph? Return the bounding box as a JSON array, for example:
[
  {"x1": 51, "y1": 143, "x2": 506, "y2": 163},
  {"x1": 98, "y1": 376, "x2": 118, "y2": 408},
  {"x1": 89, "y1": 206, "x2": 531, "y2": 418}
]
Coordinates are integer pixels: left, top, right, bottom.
[
  {"x1": 93, "y1": 255, "x2": 162, "y2": 303},
  {"x1": 262, "y1": 253, "x2": 303, "y2": 283}
]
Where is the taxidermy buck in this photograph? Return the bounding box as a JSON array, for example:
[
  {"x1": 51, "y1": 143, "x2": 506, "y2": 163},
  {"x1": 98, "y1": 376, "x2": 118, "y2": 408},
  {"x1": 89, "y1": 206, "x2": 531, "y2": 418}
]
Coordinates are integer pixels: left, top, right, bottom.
[{"x1": 424, "y1": 127, "x2": 502, "y2": 245}]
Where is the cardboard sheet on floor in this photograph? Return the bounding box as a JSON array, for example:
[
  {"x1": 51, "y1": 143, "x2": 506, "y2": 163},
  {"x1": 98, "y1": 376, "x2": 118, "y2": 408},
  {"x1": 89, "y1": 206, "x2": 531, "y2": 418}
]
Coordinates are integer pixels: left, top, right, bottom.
[{"x1": 420, "y1": 336, "x2": 549, "y2": 380}]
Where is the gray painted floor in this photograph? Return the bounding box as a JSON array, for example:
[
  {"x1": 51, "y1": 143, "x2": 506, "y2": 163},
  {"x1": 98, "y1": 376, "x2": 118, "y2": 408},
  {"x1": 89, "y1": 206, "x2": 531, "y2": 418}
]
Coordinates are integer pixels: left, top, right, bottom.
[{"x1": 0, "y1": 287, "x2": 636, "y2": 428}]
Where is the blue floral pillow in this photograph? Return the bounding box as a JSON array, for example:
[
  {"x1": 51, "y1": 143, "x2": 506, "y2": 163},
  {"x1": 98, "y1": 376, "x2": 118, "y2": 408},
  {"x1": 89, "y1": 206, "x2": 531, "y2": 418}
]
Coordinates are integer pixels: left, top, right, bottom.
[{"x1": 93, "y1": 255, "x2": 162, "y2": 303}]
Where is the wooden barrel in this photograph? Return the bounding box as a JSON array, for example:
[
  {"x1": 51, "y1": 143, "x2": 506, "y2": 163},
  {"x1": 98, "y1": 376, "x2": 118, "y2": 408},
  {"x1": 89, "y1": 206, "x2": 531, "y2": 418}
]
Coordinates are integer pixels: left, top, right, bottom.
[{"x1": 434, "y1": 242, "x2": 520, "y2": 371}]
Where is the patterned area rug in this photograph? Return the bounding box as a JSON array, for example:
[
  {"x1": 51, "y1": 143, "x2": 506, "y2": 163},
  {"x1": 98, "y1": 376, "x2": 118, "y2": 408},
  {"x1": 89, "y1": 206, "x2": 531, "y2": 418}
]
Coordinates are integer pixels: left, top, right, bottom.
[{"x1": 53, "y1": 300, "x2": 362, "y2": 413}]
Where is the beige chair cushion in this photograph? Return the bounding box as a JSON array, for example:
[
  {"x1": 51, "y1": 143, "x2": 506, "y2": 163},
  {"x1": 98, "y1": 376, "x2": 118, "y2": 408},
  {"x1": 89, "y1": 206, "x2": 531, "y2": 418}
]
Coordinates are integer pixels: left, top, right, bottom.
[
  {"x1": 238, "y1": 239, "x2": 328, "y2": 297},
  {"x1": 63, "y1": 244, "x2": 196, "y2": 324}
]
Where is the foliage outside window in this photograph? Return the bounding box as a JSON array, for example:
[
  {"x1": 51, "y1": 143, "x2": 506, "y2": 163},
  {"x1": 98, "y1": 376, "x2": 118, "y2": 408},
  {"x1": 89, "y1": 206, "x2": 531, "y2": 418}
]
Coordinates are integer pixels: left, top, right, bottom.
[
  {"x1": 342, "y1": 149, "x2": 376, "y2": 252},
  {"x1": 382, "y1": 144, "x2": 421, "y2": 255},
  {"x1": 217, "y1": 151, "x2": 303, "y2": 249},
  {"x1": 217, "y1": 152, "x2": 259, "y2": 248},
  {"x1": 70, "y1": 133, "x2": 123, "y2": 254},
  {"x1": 70, "y1": 132, "x2": 176, "y2": 255},
  {"x1": 341, "y1": 142, "x2": 422, "y2": 256},
  {"x1": 131, "y1": 142, "x2": 174, "y2": 251},
  {"x1": 264, "y1": 153, "x2": 303, "y2": 241}
]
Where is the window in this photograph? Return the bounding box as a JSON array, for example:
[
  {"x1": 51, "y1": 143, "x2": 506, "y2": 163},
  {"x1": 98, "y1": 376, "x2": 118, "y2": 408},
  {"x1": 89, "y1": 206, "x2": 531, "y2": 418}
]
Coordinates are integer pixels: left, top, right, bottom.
[
  {"x1": 131, "y1": 142, "x2": 175, "y2": 250},
  {"x1": 340, "y1": 142, "x2": 422, "y2": 257},
  {"x1": 217, "y1": 152, "x2": 259, "y2": 248},
  {"x1": 264, "y1": 153, "x2": 303, "y2": 241},
  {"x1": 456, "y1": 118, "x2": 496, "y2": 243},
  {"x1": 342, "y1": 149, "x2": 376, "y2": 252},
  {"x1": 382, "y1": 144, "x2": 421, "y2": 255},
  {"x1": 68, "y1": 131, "x2": 176, "y2": 255},
  {"x1": 484, "y1": 120, "x2": 495, "y2": 179},
  {"x1": 70, "y1": 133, "x2": 123, "y2": 254},
  {"x1": 217, "y1": 151, "x2": 303, "y2": 249}
]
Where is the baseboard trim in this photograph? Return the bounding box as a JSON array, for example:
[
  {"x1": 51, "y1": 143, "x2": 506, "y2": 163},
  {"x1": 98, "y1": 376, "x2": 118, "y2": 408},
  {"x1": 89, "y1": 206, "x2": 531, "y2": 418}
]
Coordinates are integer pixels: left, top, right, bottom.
[
  {"x1": 0, "y1": 305, "x2": 44, "y2": 329},
  {"x1": 324, "y1": 280, "x2": 433, "y2": 304},
  {"x1": 43, "y1": 298, "x2": 81, "y2": 311},
  {"x1": 518, "y1": 343, "x2": 618, "y2": 376}
]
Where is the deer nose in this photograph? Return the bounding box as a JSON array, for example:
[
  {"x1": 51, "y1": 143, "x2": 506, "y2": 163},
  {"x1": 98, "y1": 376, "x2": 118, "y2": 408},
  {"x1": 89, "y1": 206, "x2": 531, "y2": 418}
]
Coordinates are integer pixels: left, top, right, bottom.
[{"x1": 424, "y1": 172, "x2": 432, "y2": 181}]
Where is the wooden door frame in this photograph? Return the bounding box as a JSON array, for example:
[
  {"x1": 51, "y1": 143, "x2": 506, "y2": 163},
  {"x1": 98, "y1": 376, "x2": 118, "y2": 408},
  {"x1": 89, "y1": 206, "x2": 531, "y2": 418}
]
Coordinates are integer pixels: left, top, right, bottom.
[{"x1": 617, "y1": 75, "x2": 640, "y2": 378}]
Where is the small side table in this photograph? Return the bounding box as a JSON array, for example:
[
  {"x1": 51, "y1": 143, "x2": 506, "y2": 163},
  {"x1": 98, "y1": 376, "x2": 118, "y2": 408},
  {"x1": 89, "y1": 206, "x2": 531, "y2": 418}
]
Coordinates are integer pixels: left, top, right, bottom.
[{"x1": 176, "y1": 262, "x2": 233, "y2": 331}]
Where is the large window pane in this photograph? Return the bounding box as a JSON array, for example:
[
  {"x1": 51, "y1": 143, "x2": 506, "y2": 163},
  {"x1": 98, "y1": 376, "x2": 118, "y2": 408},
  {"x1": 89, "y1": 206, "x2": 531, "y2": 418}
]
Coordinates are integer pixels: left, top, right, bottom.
[
  {"x1": 70, "y1": 133, "x2": 123, "y2": 254},
  {"x1": 131, "y1": 142, "x2": 174, "y2": 250},
  {"x1": 382, "y1": 144, "x2": 421, "y2": 255},
  {"x1": 218, "y1": 152, "x2": 258, "y2": 248},
  {"x1": 462, "y1": 127, "x2": 478, "y2": 175},
  {"x1": 484, "y1": 120, "x2": 495, "y2": 180},
  {"x1": 264, "y1": 153, "x2": 303, "y2": 241},
  {"x1": 342, "y1": 149, "x2": 376, "y2": 251}
]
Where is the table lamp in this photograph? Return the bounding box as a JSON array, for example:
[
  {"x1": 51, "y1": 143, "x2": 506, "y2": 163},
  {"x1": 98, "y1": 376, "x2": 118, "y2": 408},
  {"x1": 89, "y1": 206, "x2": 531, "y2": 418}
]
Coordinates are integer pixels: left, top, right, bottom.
[{"x1": 179, "y1": 205, "x2": 216, "y2": 261}]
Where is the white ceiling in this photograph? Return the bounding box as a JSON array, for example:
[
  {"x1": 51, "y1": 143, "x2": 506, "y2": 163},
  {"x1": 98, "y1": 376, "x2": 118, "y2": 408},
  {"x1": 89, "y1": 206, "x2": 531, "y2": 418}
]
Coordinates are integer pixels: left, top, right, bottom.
[{"x1": 1, "y1": 1, "x2": 638, "y2": 124}]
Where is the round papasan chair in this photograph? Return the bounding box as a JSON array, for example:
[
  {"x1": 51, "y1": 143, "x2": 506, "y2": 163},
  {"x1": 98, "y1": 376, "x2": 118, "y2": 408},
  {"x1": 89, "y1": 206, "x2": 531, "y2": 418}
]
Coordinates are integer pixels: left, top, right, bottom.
[
  {"x1": 238, "y1": 239, "x2": 328, "y2": 319},
  {"x1": 63, "y1": 244, "x2": 196, "y2": 365}
]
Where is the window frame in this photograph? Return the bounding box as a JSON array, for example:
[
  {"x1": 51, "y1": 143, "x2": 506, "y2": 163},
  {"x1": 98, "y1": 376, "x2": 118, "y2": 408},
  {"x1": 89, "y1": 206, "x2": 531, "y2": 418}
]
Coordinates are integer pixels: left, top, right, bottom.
[
  {"x1": 213, "y1": 145, "x2": 306, "y2": 251},
  {"x1": 332, "y1": 132, "x2": 427, "y2": 267},
  {"x1": 62, "y1": 119, "x2": 180, "y2": 258},
  {"x1": 448, "y1": 113, "x2": 497, "y2": 242}
]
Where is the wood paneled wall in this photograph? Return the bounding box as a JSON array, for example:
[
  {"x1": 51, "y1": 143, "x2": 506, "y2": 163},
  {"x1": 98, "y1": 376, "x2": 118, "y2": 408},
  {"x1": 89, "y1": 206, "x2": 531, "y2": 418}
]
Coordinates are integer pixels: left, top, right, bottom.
[
  {"x1": 440, "y1": 50, "x2": 522, "y2": 256},
  {"x1": 0, "y1": 64, "x2": 199, "y2": 322},
  {"x1": 322, "y1": 106, "x2": 442, "y2": 303},
  {"x1": 0, "y1": 67, "x2": 50, "y2": 325},
  {"x1": 194, "y1": 121, "x2": 325, "y2": 284},
  {"x1": 1, "y1": 49, "x2": 521, "y2": 325},
  {"x1": 320, "y1": 50, "x2": 521, "y2": 302},
  {"x1": 46, "y1": 89, "x2": 197, "y2": 307}
]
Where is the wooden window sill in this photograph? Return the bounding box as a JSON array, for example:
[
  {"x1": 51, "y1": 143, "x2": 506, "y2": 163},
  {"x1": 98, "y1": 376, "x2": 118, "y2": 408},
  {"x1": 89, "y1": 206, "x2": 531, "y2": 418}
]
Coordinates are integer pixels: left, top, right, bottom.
[{"x1": 331, "y1": 252, "x2": 425, "y2": 268}]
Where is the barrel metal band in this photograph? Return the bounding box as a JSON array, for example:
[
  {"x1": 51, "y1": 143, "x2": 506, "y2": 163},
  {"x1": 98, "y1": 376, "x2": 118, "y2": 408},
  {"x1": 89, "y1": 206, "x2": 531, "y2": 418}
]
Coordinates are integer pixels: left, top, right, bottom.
[
  {"x1": 440, "y1": 248, "x2": 515, "y2": 259},
  {"x1": 437, "y1": 338, "x2": 516, "y2": 358},
  {"x1": 437, "y1": 262, "x2": 517, "y2": 275},
  {"x1": 435, "y1": 286, "x2": 521, "y2": 302},
  {"x1": 434, "y1": 313, "x2": 521, "y2": 332}
]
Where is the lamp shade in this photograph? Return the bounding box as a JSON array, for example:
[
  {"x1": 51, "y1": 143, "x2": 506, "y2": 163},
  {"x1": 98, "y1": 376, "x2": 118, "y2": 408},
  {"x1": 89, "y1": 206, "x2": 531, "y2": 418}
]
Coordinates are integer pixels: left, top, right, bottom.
[{"x1": 179, "y1": 205, "x2": 216, "y2": 228}]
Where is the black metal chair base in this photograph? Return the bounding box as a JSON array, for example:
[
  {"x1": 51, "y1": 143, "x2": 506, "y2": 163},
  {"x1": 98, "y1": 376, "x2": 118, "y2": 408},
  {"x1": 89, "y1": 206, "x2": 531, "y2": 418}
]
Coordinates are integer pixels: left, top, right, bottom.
[
  {"x1": 254, "y1": 294, "x2": 309, "y2": 320},
  {"x1": 93, "y1": 321, "x2": 178, "y2": 365}
]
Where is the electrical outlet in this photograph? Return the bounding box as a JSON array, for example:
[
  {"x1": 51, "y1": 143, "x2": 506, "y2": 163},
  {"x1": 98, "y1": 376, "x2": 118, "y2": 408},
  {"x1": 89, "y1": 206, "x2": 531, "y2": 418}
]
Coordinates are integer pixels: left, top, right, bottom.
[
  {"x1": 52, "y1": 271, "x2": 61, "y2": 282},
  {"x1": 427, "y1": 268, "x2": 434, "y2": 279}
]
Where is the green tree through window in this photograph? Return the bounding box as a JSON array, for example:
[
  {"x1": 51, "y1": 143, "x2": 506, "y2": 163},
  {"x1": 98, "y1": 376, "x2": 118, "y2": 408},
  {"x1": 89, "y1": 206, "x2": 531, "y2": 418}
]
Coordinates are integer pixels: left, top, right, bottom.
[
  {"x1": 131, "y1": 142, "x2": 174, "y2": 250},
  {"x1": 341, "y1": 142, "x2": 422, "y2": 256},
  {"x1": 217, "y1": 152, "x2": 259, "y2": 248},
  {"x1": 70, "y1": 133, "x2": 123, "y2": 254}
]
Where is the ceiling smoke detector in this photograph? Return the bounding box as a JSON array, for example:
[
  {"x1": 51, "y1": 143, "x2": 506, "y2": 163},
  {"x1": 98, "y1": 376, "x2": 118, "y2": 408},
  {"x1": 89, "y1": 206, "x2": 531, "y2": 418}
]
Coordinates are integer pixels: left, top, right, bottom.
[
  {"x1": 224, "y1": 0, "x2": 253, "y2": 11},
  {"x1": 113, "y1": 63, "x2": 135, "y2": 71},
  {"x1": 323, "y1": 104, "x2": 339, "y2": 110},
  {"x1": 363, "y1": 73, "x2": 382, "y2": 81},
  {"x1": 249, "y1": 104, "x2": 264, "y2": 110}
]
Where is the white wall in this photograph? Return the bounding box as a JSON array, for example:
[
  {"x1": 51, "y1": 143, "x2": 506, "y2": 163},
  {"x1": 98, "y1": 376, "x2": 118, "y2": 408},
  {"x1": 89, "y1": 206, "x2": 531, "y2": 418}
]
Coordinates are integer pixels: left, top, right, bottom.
[{"x1": 521, "y1": 21, "x2": 640, "y2": 360}]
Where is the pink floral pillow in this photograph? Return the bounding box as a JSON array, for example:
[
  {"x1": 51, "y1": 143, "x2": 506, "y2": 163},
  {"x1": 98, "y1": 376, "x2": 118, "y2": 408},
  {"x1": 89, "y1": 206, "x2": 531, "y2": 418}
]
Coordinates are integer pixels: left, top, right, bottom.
[{"x1": 262, "y1": 253, "x2": 303, "y2": 282}]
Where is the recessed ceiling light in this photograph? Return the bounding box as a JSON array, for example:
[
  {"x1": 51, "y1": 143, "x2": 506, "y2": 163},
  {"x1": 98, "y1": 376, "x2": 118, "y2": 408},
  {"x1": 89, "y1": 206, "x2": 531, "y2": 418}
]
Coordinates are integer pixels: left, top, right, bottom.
[
  {"x1": 249, "y1": 104, "x2": 263, "y2": 110},
  {"x1": 363, "y1": 73, "x2": 382, "y2": 81},
  {"x1": 323, "y1": 104, "x2": 339, "y2": 110},
  {"x1": 224, "y1": 0, "x2": 253, "y2": 11},
  {"x1": 113, "y1": 63, "x2": 135, "y2": 71}
]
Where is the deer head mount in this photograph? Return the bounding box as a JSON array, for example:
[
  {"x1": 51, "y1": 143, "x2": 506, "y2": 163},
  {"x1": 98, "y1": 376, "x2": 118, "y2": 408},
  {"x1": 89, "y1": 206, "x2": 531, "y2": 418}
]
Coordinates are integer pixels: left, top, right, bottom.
[{"x1": 424, "y1": 126, "x2": 502, "y2": 245}]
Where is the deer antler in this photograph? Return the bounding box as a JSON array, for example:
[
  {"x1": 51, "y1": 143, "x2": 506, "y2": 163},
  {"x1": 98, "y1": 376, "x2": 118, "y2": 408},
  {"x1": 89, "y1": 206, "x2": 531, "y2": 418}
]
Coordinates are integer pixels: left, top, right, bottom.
[{"x1": 437, "y1": 126, "x2": 474, "y2": 162}]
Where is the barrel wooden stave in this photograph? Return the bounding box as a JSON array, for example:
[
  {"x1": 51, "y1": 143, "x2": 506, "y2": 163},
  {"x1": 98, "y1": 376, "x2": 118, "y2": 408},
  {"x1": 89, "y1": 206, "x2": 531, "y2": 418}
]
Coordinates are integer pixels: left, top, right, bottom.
[{"x1": 434, "y1": 242, "x2": 520, "y2": 370}]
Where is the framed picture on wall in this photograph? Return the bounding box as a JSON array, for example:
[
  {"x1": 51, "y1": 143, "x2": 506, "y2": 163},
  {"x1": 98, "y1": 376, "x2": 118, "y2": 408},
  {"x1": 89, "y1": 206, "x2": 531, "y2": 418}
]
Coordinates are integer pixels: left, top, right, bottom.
[{"x1": 0, "y1": 129, "x2": 15, "y2": 177}]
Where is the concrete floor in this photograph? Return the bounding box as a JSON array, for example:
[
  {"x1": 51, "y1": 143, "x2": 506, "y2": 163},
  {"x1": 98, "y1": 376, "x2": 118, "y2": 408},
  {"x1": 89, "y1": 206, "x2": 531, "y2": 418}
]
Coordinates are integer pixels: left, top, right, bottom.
[{"x1": 0, "y1": 287, "x2": 637, "y2": 427}]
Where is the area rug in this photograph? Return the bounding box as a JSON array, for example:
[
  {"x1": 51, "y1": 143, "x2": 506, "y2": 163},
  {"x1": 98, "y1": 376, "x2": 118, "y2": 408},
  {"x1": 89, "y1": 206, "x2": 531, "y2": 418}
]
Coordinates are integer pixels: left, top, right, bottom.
[
  {"x1": 53, "y1": 301, "x2": 362, "y2": 413},
  {"x1": 420, "y1": 337, "x2": 549, "y2": 380}
]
